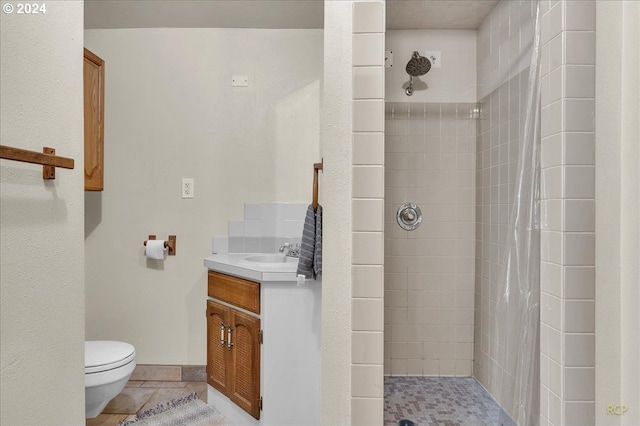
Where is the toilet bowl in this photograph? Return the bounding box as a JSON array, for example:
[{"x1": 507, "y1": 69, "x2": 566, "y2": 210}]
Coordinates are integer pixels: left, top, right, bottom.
[{"x1": 85, "y1": 340, "x2": 136, "y2": 418}]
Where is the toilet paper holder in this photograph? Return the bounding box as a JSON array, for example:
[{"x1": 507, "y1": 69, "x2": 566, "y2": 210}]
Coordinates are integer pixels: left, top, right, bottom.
[{"x1": 143, "y1": 235, "x2": 176, "y2": 255}]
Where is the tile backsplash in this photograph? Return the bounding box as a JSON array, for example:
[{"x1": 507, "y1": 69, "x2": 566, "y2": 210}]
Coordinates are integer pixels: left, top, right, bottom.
[{"x1": 213, "y1": 202, "x2": 308, "y2": 254}]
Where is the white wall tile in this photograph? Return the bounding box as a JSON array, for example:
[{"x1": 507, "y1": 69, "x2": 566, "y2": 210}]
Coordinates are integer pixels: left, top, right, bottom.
[
  {"x1": 541, "y1": 230, "x2": 562, "y2": 264},
  {"x1": 353, "y1": 133, "x2": 384, "y2": 165},
  {"x1": 352, "y1": 331, "x2": 383, "y2": 364},
  {"x1": 352, "y1": 298, "x2": 383, "y2": 331},
  {"x1": 564, "y1": 199, "x2": 594, "y2": 232},
  {"x1": 548, "y1": 2, "x2": 563, "y2": 41},
  {"x1": 548, "y1": 326, "x2": 562, "y2": 364},
  {"x1": 564, "y1": 233, "x2": 595, "y2": 266},
  {"x1": 351, "y1": 398, "x2": 384, "y2": 426},
  {"x1": 564, "y1": 31, "x2": 595, "y2": 65},
  {"x1": 353, "y1": 166, "x2": 385, "y2": 198},
  {"x1": 244, "y1": 203, "x2": 261, "y2": 220},
  {"x1": 564, "y1": 266, "x2": 595, "y2": 299},
  {"x1": 353, "y1": 232, "x2": 384, "y2": 265},
  {"x1": 564, "y1": 132, "x2": 594, "y2": 165},
  {"x1": 352, "y1": 1, "x2": 385, "y2": 34},
  {"x1": 353, "y1": 199, "x2": 384, "y2": 232},
  {"x1": 244, "y1": 220, "x2": 262, "y2": 237},
  {"x1": 352, "y1": 365, "x2": 383, "y2": 397},
  {"x1": 565, "y1": 1, "x2": 596, "y2": 31},
  {"x1": 541, "y1": 167, "x2": 563, "y2": 200},
  {"x1": 564, "y1": 66, "x2": 595, "y2": 98},
  {"x1": 228, "y1": 220, "x2": 244, "y2": 237},
  {"x1": 563, "y1": 401, "x2": 595, "y2": 425},
  {"x1": 354, "y1": 100, "x2": 385, "y2": 132},
  {"x1": 564, "y1": 166, "x2": 594, "y2": 199},
  {"x1": 354, "y1": 67, "x2": 385, "y2": 99},
  {"x1": 549, "y1": 33, "x2": 563, "y2": 72},
  {"x1": 564, "y1": 300, "x2": 595, "y2": 333},
  {"x1": 564, "y1": 333, "x2": 595, "y2": 367},
  {"x1": 548, "y1": 391, "x2": 562, "y2": 426},
  {"x1": 541, "y1": 133, "x2": 562, "y2": 169},
  {"x1": 548, "y1": 358, "x2": 562, "y2": 396},
  {"x1": 563, "y1": 367, "x2": 595, "y2": 400},
  {"x1": 564, "y1": 99, "x2": 594, "y2": 132},
  {"x1": 541, "y1": 293, "x2": 562, "y2": 331},
  {"x1": 353, "y1": 34, "x2": 385, "y2": 66}
]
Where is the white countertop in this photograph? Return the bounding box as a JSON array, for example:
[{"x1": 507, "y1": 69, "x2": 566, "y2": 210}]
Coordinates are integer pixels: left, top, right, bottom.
[{"x1": 203, "y1": 253, "x2": 300, "y2": 282}]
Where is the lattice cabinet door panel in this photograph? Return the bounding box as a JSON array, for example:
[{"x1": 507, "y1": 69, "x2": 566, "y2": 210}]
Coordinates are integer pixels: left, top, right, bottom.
[
  {"x1": 228, "y1": 308, "x2": 261, "y2": 420},
  {"x1": 206, "y1": 300, "x2": 229, "y2": 394}
]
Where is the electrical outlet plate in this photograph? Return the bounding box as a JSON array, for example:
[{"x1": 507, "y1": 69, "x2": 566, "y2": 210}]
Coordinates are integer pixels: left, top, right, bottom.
[
  {"x1": 425, "y1": 51, "x2": 442, "y2": 68},
  {"x1": 231, "y1": 75, "x2": 249, "y2": 87},
  {"x1": 182, "y1": 178, "x2": 194, "y2": 199}
]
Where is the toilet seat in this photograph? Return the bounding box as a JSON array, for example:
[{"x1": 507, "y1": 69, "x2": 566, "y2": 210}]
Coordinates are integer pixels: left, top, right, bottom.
[{"x1": 85, "y1": 340, "x2": 135, "y2": 374}]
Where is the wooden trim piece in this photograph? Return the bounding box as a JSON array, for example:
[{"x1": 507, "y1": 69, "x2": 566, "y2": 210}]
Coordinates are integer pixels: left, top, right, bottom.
[
  {"x1": 0, "y1": 145, "x2": 75, "y2": 170},
  {"x1": 312, "y1": 160, "x2": 323, "y2": 210}
]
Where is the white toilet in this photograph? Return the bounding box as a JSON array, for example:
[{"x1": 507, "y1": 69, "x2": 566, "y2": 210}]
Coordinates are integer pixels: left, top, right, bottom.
[{"x1": 85, "y1": 340, "x2": 136, "y2": 418}]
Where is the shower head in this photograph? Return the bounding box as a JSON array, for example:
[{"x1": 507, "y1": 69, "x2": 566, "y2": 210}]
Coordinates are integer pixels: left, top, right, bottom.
[
  {"x1": 405, "y1": 51, "x2": 431, "y2": 77},
  {"x1": 405, "y1": 51, "x2": 431, "y2": 96}
]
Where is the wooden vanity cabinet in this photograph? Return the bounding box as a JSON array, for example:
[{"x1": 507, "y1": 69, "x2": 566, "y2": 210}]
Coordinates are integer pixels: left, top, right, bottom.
[
  {"x1": 207, "y1": 272, "x2": 261, "y2": 420},
  {"x1": 83, "y1": 48, "x2": 105, "y2": 191}
]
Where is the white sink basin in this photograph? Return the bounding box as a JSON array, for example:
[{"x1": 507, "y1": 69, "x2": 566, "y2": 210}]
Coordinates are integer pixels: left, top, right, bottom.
[{"x1": 244, "y1": 253, "x2": 298, "y2": 264}]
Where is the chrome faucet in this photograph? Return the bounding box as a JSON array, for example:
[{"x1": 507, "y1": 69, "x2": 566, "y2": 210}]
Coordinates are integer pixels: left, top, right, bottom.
[{"x1": 279, "y1": 243, "x2": 300, "y2": 258}]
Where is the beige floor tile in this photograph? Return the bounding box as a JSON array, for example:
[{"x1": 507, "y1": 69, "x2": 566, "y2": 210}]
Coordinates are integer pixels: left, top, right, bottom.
[
  {"x1": 186, "y1": 382, "x2": 208, "y2": 403},
  {"x1": 102, "y1": 387, "x2": 157, "y2": 414},
  {"x1": 125, "y1": 380, "x2": 144, "y2": 388}
]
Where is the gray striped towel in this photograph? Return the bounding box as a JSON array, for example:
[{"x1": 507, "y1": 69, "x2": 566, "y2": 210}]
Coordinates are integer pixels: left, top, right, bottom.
[
  {"x1": 313, "y1": 205, "x2": 322, "y2": 277},
  {"x1": 297, "y1": 204, "x2": 322, "y2": 279}
]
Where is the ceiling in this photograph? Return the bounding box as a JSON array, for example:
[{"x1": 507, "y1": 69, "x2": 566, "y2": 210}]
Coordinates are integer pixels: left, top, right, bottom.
[
  {"x1": 84, "y1": 0, "x2": 499, "y2": 30},
  {"x1": 387, "y1": 1, "x2": 499, "y2": 30}
]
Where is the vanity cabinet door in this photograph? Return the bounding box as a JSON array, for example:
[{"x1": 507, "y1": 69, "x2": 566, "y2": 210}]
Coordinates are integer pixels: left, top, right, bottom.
[
  {"x1": 207, "y1": 301, "x2": 229, "y2": 394},
  {"x1": 228, "y1": 309, "x2": 261, "y2": 420},
  {"x1": 207, "y1": 298, "x2": 261, "y2": 420}
]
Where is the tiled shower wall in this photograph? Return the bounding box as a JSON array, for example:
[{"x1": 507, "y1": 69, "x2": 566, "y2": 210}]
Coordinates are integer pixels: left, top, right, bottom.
[
  {"x1": 474, "y1": 0, "x2": 537, "y2": 422},
  {"x1": 475, "y1": 68, "x2": 533, "y2": 417},
  {"x1": 384, "y1": 102, "x2": 477, "y2": 376},
  {"x1": 539, "y1": 1, "x2": 597, "y2": 425}
]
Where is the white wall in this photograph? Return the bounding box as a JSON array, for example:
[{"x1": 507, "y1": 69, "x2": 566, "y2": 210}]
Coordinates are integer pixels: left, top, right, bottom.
[
  {"x1": 321, "y1": 2, "x2": 353, "y2": 424},
  {"x1": 0, "y1": 2, "x2": 86, "y2": 425},
  {"x1": 84, "y1": 28, "x2": 322, "y2": 364},
  {"x1": 385, "y1": 30, "x2": 476, "y2": 103},
  {"x1": 595, "y1": 2, "x2": 640, "y2": 425}
]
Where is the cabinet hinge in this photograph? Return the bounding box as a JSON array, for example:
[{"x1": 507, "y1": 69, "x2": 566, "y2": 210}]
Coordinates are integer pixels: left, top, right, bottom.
[
  {"x1": 259, "y1": 396, "x2": 263, "y2": 411},
  {"x1": 258, "y1": 330, "x2": 263, "y2": 344}
]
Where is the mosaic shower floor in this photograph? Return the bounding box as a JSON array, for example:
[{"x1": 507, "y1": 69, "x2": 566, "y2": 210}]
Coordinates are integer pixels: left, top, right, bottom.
[{"x1": 384, "y1": 376, "x2": 516, "y2": 426}]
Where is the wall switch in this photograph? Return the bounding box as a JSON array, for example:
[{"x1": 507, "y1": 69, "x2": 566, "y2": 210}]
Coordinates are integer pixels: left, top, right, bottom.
[
  {"x1": 231, "y1": 75, "x2": 249, "y2": 87},
  {"x1": 182, "y1": 178, "x2": 194, "y2": 199},
  {"x1": 425, "y1": 51, "x2": 442, "y2": 68}
]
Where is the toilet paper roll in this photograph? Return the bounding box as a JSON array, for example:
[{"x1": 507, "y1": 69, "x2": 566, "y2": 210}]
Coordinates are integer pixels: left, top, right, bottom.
[{"x1": 145, "y1": 240, "x2": 167, "y2": 260}]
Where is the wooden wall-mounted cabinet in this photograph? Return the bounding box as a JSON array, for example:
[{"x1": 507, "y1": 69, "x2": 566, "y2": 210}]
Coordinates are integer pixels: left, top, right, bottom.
[{"x1": 83, "y1": 48, "x2": 104, "y2": 191}]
